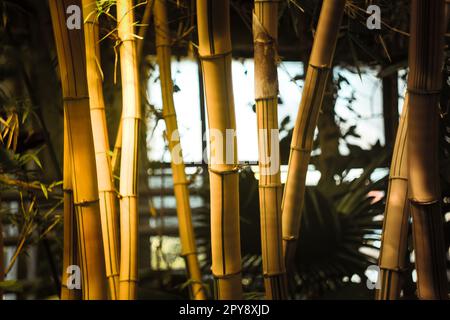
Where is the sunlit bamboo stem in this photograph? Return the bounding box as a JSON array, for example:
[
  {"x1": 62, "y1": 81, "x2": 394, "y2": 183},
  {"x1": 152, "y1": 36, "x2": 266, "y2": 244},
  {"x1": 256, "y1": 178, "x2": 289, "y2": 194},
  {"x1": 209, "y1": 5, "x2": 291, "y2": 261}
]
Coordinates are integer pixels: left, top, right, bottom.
[
  {"x1": 376, "y1": 96, "x2": 409, "y2": 300},
  {"x1": 407, "y1": 0, "x2": 448, "y2": 300},
  {"x1": 60, "y1": 114, "x2": 81, "y2": 300},
  {"x1": 154, "y1": 0, "x2": 206, "y2": 300},
  {"x1": 281, "y1": 0, "x2": 346, "y2": 268},
  {"x1": 116, "y1": 0, "x2": 142, "y2": 300},
  {"x1": 82, "y1": 0, "x2": 120, "y2": 300},
  {"x1": 111, "y1": 120, "x2": 122, "y2": 177},
  {"x1": 49, "y1": 0, "x2": 107, "y2": 300},
  {"x1": 197, "y1": 0, "x2": 243, "y2": 299},
  {"x1": 253, "y1": 0, "x2": 287, "y2": 299}
]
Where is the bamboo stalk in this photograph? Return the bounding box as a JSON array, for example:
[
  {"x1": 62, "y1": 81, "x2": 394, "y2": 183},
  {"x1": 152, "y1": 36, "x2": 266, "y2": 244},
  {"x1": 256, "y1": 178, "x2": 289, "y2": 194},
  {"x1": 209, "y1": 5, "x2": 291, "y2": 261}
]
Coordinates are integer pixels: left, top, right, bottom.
[
  {"x1": 407, "y1": 0, "x2": 448, "y2": 300},
  {"x1": 60, "y1": 114, "x2": 81, "y2": 300},
  {"x1": 281, "y1": 0, "x2": 346, "y2": 268},
  {"x1": 153, "y1": 0, "x2": 206, "y2": 300},
  {"x1": 253, "y1": 0, "x2": 287, "y2": 300},
  {"x1": 111, "y1": 120, "x2": 122, "y2": 177},
  {"x1": 116, "y1": 0, "x2": 142, "y2": 300},
  {"x1": 197, "y1": 0, "x2": 243, "y2": 300},
  {"x1": 82, "y1": 0, "x2": 120, "y2": 300},
  {"x1": 49, "y1": 0, "x2": 107, "y2": 300},
  {"x1": 376, "y1": 96, "x2": 409, "y2": 300},
  {"x1": 382, "y1": 72, "x2": 399, "y2": 147}
]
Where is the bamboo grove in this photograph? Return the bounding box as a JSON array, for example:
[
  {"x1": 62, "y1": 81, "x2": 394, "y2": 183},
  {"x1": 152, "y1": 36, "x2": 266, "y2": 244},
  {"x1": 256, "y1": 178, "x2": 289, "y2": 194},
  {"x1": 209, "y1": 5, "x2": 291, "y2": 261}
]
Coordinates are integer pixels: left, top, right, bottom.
[{"x1": 1, "y1": 0, "x2": 448, "y2": 301}]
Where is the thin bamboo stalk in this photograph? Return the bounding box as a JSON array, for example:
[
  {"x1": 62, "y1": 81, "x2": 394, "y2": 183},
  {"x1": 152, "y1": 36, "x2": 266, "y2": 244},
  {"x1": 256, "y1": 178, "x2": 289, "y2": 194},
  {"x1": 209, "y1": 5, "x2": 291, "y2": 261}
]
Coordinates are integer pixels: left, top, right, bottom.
[
  {"x1": 407, "y1": 0, "x2": 448, "y2": 300},
  {"x1": 197, "y1": 0, "x2": 243, "y2": 300},
  {"x1": 253, "y1": 0, "x2": 287, "y2": 300},
  {"x1": 116, "y1": 0, "x2": 142, "y2": 300},
  {"x1": 60, "y1": 114, "x2": 81, "y2": 300},
  {"x1": 376, "y1": 96, "x2": 409, "y2": 300},
  {"x1": 82, "y1": 0, "x2": 120, "y2": 300},
  {"x1": 111, "y1": 120, "x2": 122, "y2": 177},
  {"x1": 153, "y1": 0, "x2": 206, "y2": 300},
  {"x1": 49, "y1": 0, "x2": 107, "y2": 300},
  {"x1": 281, "y1": 0, "x2": 346, "y2": 267}
]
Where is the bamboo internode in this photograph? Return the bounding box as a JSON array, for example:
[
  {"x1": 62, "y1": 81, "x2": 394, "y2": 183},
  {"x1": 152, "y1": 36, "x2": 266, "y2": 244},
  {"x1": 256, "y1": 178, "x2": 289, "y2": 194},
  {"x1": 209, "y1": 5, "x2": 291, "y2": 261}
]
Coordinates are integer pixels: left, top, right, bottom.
[
  {"x1": 407, "y1": 0, "x2": 448, "y2": 300},
  {"x1": 281, "y1": 0, "x2": 346, "y2": 268},
  {"x1": 82, "y1": 0, "x2": 120, "y2": 300},
  {"x1": 49, "y1": 0, "x2": 107, "y2": 300},
  {"x1": 376, "y1": 96, "x2": 409, "y2": 300},
  {"x1": 153, "y1": 0, "x2": 206, "y2": 300},
  {"x1": 253, "y1": 0, "x2": 288, "y2": 299},
  {"x1": 197, "y1": 0, "x2": 243, "y2": 300},
  {"x1": 116, "y1": 0, "x2": 142, "y2": 300}
]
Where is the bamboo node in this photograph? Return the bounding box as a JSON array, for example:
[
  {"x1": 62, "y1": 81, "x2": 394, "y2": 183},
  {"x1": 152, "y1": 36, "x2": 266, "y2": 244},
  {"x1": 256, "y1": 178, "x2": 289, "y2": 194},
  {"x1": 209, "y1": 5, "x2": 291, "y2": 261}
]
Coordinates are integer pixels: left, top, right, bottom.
[
  {"x1": 388, "y1": 175, "x2": 408, "y2": 181},
  {"x1": 283, "y1": 235, "x2": 297, "y2": 241},
  {"x1": 258, "y1": 183, "x2": 282, "y2": 188},
  {"x1": 63, "y1": 96, "x2": 89, "y2": 102},
  {"x1": 290, "y1": 145, "x2": 310, "y2": 153},
  {"x1": 181, "y1": 250, "x2": 198, "y2": 258},
  {"x1": 199, "y1": 51, "x2": 232, "y2": 61},
  {"x1": 308, "y1": 63, "x2": 331, "y2": 70},
  {"x1": 73, "y1": 198, "x2": 99, "y2": 207},
  {"x1": 208, "y1": 166, "x2": 240, "y2": 175},
  {"x1": 263, "y1": 271, "x2": 287, "y2": 278},
  {"x1": 212, "y1": 270, "x2": 242, "y2": 279}
]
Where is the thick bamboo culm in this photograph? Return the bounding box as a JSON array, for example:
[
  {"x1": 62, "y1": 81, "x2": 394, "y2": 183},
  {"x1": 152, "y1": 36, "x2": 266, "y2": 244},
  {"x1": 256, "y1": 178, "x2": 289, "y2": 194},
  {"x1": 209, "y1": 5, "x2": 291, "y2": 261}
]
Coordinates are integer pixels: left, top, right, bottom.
[
  {"x1": 253, "y1": 0, "x2": 287, "y2": 299},
  {"x1": 407, "y1": 0, "x2": 448, "y2": 300},
  {"x1": 82, "y1": 0, "x2": 120, "y2": 300},
  {"x1": 196, "y1": 0, "x2": 243, "y2": 300},
  {"x1": 49, "y1": 0, "x2": 107, "y2": 299},
  {"x1": 281, "y1": 0, "x2": 346, "y2": 267},
  {"x1": 116, "y1": 0, "x2": 142, "y2": 300},
  {"x1": 153, "y1": 0, "x2": 206, "y2": 300},
  {"x1": 60, "y1": 115, "x2": 81, "y2": 300},
  {"x1": 376, "y1": 96, "x2": 409, "y2": 300}
]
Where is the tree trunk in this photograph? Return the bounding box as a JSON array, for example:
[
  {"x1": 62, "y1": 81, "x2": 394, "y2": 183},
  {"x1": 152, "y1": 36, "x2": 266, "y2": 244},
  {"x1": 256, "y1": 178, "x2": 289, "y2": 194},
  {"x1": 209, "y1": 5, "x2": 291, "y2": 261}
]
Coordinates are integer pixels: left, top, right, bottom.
[
  {"x1": 49, "y1": 0, "x2": 107, "y2": 300},
  {"x1": 153, "y1": 0, "x2": 206, "y2": 300},
  {"x1": 82, "y1": 0, "x2": 120, "y2": 299},
  {"x1": 196, "y1": 0, "x2": 243, "y2": 300},
  {"x1": 407, "y1": 0, "x2": 448, "y2": 300},
  {"x1": 116, "y1": 0, "x2": 142, "y2": 300},
  {"x1": 253, "y1": 0, "x2": 287, "y2": 299},
  {"x1": 376, "y1": 96, "x2": 409, "y2": 300},
  {"x1": 281, "y1": 0, "x2": 346, "y2": 268}
]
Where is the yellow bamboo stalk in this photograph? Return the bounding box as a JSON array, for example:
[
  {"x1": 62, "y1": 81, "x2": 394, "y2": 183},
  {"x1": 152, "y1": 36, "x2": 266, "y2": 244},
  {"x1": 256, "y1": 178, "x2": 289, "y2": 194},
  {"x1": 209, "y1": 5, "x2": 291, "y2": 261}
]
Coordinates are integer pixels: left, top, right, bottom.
[
  {"x1": 82, "y1": 0, "x2": 120, "y2": 300},
  {"x1": 253, "y1": 0, "x2": 287, "y2": 299},
  {"x1": 116, "y1": 0, "x2": 142, "y2": 300},
  {"x1": 112, "y1": 0, "x2": 152, "y2": 178},
  {"x1": 376, "y1": 96, "x2": 409, "y2": 300},
  {"x1": 197, "y1": 0, "x2": 243, "y2": 300},
  {"x1": 60, "y1": 114, "x2": 81, "y2": 300},
  {"x1": 49, "y1": 0, "x2": 107, "y2": 300},
  {"x1": 407, "y1": 0, "x2": 448, "y2": 300},
  {"x1": 153, "y1": 0, "x2": 206, "y2": 300},
  {"x1": 281, "y1": 0, "x2": 346, "y2": 267},
  {"x1": 111, "y1": 120, "x2": 122, "y2": 177}
]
